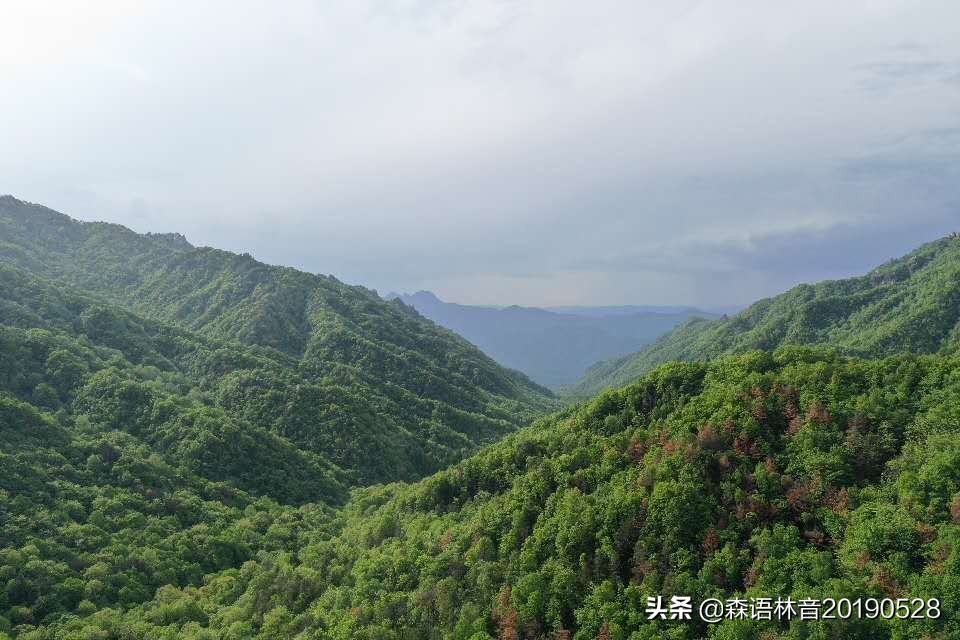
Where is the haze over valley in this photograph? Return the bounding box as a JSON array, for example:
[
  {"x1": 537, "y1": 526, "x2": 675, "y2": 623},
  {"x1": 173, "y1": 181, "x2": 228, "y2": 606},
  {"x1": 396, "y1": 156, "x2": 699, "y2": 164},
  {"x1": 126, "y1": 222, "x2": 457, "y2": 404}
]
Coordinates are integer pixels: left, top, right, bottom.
[{"x1": 386, "y1": 290, "x2": 720, "y2": 387}]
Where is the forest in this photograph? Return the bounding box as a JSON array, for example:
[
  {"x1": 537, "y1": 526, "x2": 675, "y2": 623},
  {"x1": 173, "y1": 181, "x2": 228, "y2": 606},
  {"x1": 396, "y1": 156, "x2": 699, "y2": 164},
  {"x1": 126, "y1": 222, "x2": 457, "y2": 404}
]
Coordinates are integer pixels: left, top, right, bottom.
[{"x1": 1, "y1": 197, "x2": 959, "y2": 639}]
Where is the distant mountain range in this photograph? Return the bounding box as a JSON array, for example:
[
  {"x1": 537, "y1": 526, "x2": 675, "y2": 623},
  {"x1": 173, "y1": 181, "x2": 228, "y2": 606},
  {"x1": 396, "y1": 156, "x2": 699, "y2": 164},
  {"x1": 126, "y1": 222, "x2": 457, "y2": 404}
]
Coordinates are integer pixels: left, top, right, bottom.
[
  {"x1": 569, "y1": 233, "x2": 960, "y2": 397},
  {"x1": 4, "y1": 194, "x2": 960, "y2": 638},
  {"x1": 545, "y1": 303, "x2": 742, "y2": 317},
  {"x1": 384, "y1": 290, "x2": 719, "y2": 387}
]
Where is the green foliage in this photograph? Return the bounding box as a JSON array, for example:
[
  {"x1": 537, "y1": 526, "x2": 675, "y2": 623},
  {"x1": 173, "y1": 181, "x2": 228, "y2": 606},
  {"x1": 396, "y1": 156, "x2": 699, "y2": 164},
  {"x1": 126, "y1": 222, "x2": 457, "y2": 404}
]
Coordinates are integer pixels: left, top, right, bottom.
[
  {"x1": 12, "y1": 350, "x2": 960, "y2": 638},
  {"x1": 4, "y1": 196, "x2": 960, "y2": 638},
  {"x1": 0, "y1": 390, "x2": 341, "y2": 633},
  {"x1": 0, "y1": 196, "x2": 556, "y2": 635},
  {"x1": 0, "y1": 196, "x2": 557, "y2": 487},
  {"x1": 570, "y1": 235, "x2": 960, "y2": 396}
]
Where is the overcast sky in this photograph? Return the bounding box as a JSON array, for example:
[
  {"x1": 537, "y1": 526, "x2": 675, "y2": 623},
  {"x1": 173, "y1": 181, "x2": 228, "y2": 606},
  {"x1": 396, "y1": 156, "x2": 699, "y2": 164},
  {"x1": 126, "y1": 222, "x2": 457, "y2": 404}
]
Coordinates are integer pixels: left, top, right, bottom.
[{"x1": 3, "y1": 1, "x2": 959, "y2": 307}]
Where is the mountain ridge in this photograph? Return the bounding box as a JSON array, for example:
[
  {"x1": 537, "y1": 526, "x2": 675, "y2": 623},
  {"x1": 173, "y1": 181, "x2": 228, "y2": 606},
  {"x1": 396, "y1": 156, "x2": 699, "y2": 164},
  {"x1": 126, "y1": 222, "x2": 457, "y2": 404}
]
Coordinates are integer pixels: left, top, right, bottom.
[
  {"x1": 0, "y1": 196, "x2": 557, "y2": 487},
  {"x1": 386, "y1": 289, "x2": 717, "y2": 387},
  {"x1": 568, "y1": 234, "x2": 960, "y2": 397},
  {"x1": 16, "y1": 347, "x2": 960, "y2": 638},
  {"x1": 5, "y1": 195, "x2": 960, "y2": 638}
]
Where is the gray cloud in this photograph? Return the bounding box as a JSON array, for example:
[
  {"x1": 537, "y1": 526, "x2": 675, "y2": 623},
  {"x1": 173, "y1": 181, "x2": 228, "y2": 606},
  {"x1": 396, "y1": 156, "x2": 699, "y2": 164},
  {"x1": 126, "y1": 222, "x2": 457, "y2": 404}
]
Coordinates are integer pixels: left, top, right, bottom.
[
  {"x1": 2, "y1": 1, "x2": 959, "y2": 307},
  {"x1": 858, "y1": 59, "x2": 960, "y2": 94}
]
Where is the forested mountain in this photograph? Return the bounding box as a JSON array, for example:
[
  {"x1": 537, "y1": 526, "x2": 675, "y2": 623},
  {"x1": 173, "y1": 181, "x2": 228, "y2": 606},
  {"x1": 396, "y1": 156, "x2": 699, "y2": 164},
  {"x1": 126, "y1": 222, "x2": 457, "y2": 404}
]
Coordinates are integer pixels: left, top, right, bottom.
[
  {"x1": 386, "y1": 291, "x2": 713, "y2": 387},
  {"x1": 569, "y1": 235, "x2": 960, "y2": 397},
  {"x1": 0, "y1": 196, "x2": 558, "y2": 637},
  {"x1": 0, "y1": 195, "x2": 556, "y2": 488},
  {"x1": 15, "y1": 348, "x2": 960, "y2": 638},
  {"x1": 4, "y1": 195, "x2": 960, "y2": 639}
]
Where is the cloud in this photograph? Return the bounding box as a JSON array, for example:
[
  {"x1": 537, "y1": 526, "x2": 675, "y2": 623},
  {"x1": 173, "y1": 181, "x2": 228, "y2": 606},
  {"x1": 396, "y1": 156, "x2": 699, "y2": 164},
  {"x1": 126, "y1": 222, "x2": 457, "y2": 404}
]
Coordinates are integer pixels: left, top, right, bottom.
[
  {"x1": 858, "y1": 58, "x2": 960, "y2": 94},
  {"x1": 1, "y1": 0, "x2": 959, "y2": 306}
]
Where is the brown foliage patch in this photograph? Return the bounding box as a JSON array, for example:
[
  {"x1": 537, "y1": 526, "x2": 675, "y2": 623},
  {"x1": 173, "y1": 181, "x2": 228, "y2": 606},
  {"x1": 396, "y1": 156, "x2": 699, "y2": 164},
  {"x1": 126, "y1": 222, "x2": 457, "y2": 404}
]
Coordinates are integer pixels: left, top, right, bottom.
[
  {"x1": 825, "y1": 486, "x2": 850, "y2": 513},
  {"x1": 697, "y1": 424, "x2": 724, "y2": 451},
  {"x1": 626, "y1": 437, "x2": 647, "y2": 462},
  {"x1": 951, "y1": 494, "x2": 960, "y2": 524},
  {"x1": 807, "y1": 402, "x2": 831, "y2": 425},
  {"x1": 703, "y1": 527, "x2": 720, "y2": 554}
]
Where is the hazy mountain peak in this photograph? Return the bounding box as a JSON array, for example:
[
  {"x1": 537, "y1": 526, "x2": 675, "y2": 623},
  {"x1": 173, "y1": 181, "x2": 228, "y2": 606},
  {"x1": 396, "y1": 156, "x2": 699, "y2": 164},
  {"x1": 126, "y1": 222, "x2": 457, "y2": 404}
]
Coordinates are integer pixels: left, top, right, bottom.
[
  {"x1": 409, "y1": 290, "x2": 441, "y2": 303},
  {"x1": 389, "y1": 290, "x2": 715, "y2": 387}
]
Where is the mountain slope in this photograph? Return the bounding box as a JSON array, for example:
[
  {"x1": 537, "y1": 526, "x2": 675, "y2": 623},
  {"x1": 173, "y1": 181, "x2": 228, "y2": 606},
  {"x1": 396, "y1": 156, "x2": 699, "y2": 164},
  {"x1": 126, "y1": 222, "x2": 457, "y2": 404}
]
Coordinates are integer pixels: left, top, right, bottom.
[
  {"x1": 0, "y1": 196, "x2": 557, "y2": 486},
  {"x1": 387, "y1": 291, "x2": 713, "y2": 387},
  {"x1": 0, "y1": 266, "x2": 356, "y2": 624},
  {"x1": 0, "y1": 390, "x2": 342, "y2": 635},
  {"x1": 0, "y1": 196, "x2": 556, "y2": 633},
  {"x1": 570, "y1": 235, "x2": 960, "y2": 397},
  {"x1": 20, "y1": 348, "x2": 960, "y2": 638}
]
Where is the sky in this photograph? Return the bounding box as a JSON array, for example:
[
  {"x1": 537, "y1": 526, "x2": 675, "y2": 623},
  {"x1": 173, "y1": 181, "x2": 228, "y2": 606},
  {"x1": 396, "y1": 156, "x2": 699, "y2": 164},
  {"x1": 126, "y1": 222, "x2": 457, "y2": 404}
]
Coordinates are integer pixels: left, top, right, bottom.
[{"x1": 2, "y1": 1, "x2": 959, "y2": 307}]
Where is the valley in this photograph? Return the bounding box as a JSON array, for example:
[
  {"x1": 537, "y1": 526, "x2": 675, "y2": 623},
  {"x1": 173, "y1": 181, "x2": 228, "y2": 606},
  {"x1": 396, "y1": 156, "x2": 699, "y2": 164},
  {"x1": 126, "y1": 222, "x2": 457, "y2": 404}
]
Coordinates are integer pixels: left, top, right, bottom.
[{"x1": 1, "y1": 198, "x2": 959, "y2": 638}]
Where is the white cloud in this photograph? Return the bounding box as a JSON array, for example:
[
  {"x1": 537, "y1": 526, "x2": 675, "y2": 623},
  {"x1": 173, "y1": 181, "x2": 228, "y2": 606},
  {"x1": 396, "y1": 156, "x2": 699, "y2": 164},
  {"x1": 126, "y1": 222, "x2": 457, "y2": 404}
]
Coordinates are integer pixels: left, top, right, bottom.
[{"x1": 2, "y1": 0, "x2": 959, "y2": 305}]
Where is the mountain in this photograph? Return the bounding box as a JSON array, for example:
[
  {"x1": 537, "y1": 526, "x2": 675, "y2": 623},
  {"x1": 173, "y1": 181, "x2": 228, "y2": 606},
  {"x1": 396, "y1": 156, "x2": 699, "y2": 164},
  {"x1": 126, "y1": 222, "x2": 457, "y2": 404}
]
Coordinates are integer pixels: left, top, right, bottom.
[
  {"x1": 0, "y1": 195, "x2": 557, "y2": 490},
  {"x1": 20, "y1": 348, "x2": 960, "y2": 638},
  {"x1": 569, "y1": 235, "x2": 960, "y2": 397},
  {"x1": 0, "y1": 195, "x2": 560, "y2": 634},
  {"x1": 545, "y1": 304, "x2": 737, "y2": 317},
  {"x1": 5, "y1": 195, "x2": 960, "y2": 639},
  {"x1": 386, "y1": 291, "x2": 715, "y2": 387}
]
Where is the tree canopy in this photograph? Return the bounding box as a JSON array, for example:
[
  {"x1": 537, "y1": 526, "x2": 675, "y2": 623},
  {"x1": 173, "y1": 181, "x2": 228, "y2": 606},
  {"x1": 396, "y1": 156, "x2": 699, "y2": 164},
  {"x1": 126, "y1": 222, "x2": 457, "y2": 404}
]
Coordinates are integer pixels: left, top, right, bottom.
[
  {"x1": 6, "y1": 349, "x2": 960, "y2": 638},
  {"x1": 2, "y1": 196, "x2": 959, "y2": 639}
]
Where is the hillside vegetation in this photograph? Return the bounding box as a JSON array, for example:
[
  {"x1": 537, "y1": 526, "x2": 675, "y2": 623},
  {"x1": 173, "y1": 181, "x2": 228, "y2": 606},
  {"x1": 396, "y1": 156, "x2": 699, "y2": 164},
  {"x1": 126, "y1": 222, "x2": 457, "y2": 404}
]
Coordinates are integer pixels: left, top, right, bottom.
[
  {"x1": 0, "y1": 196, "x2": 557, "y2": 488},
  {"x1": 569, "y1": 235, "x2": 960, "y2": 397},
  {"x1": 4, "y1": 196, "x2": 960, "y2": 639},
  {"x1": 11, "y1": 349, "x2": 960, "y2": 638},
  {"x1": 0, "y1": 196, "x2": 556, "y2": 636}
]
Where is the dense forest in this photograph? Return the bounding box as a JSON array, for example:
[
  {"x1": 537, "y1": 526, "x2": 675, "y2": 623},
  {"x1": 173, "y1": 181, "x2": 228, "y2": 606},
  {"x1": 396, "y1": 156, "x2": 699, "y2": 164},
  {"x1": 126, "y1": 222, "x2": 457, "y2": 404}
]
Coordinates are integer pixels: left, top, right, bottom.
[
  {"x1": 0, "y1": 197, "x2": 553, "y2": 636},
  {"x1": 569, "y1": 236, "x2": 960, "y2": 397},
  {"x1": 7, "y1": 349, "x2": 960, "y2": 638},
  {"x1": 0, "y1": 195, "x2": 557, "y2": 487},
  {"x1": 2, "y1": 197, "x2": 960, "y2": 638}
]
